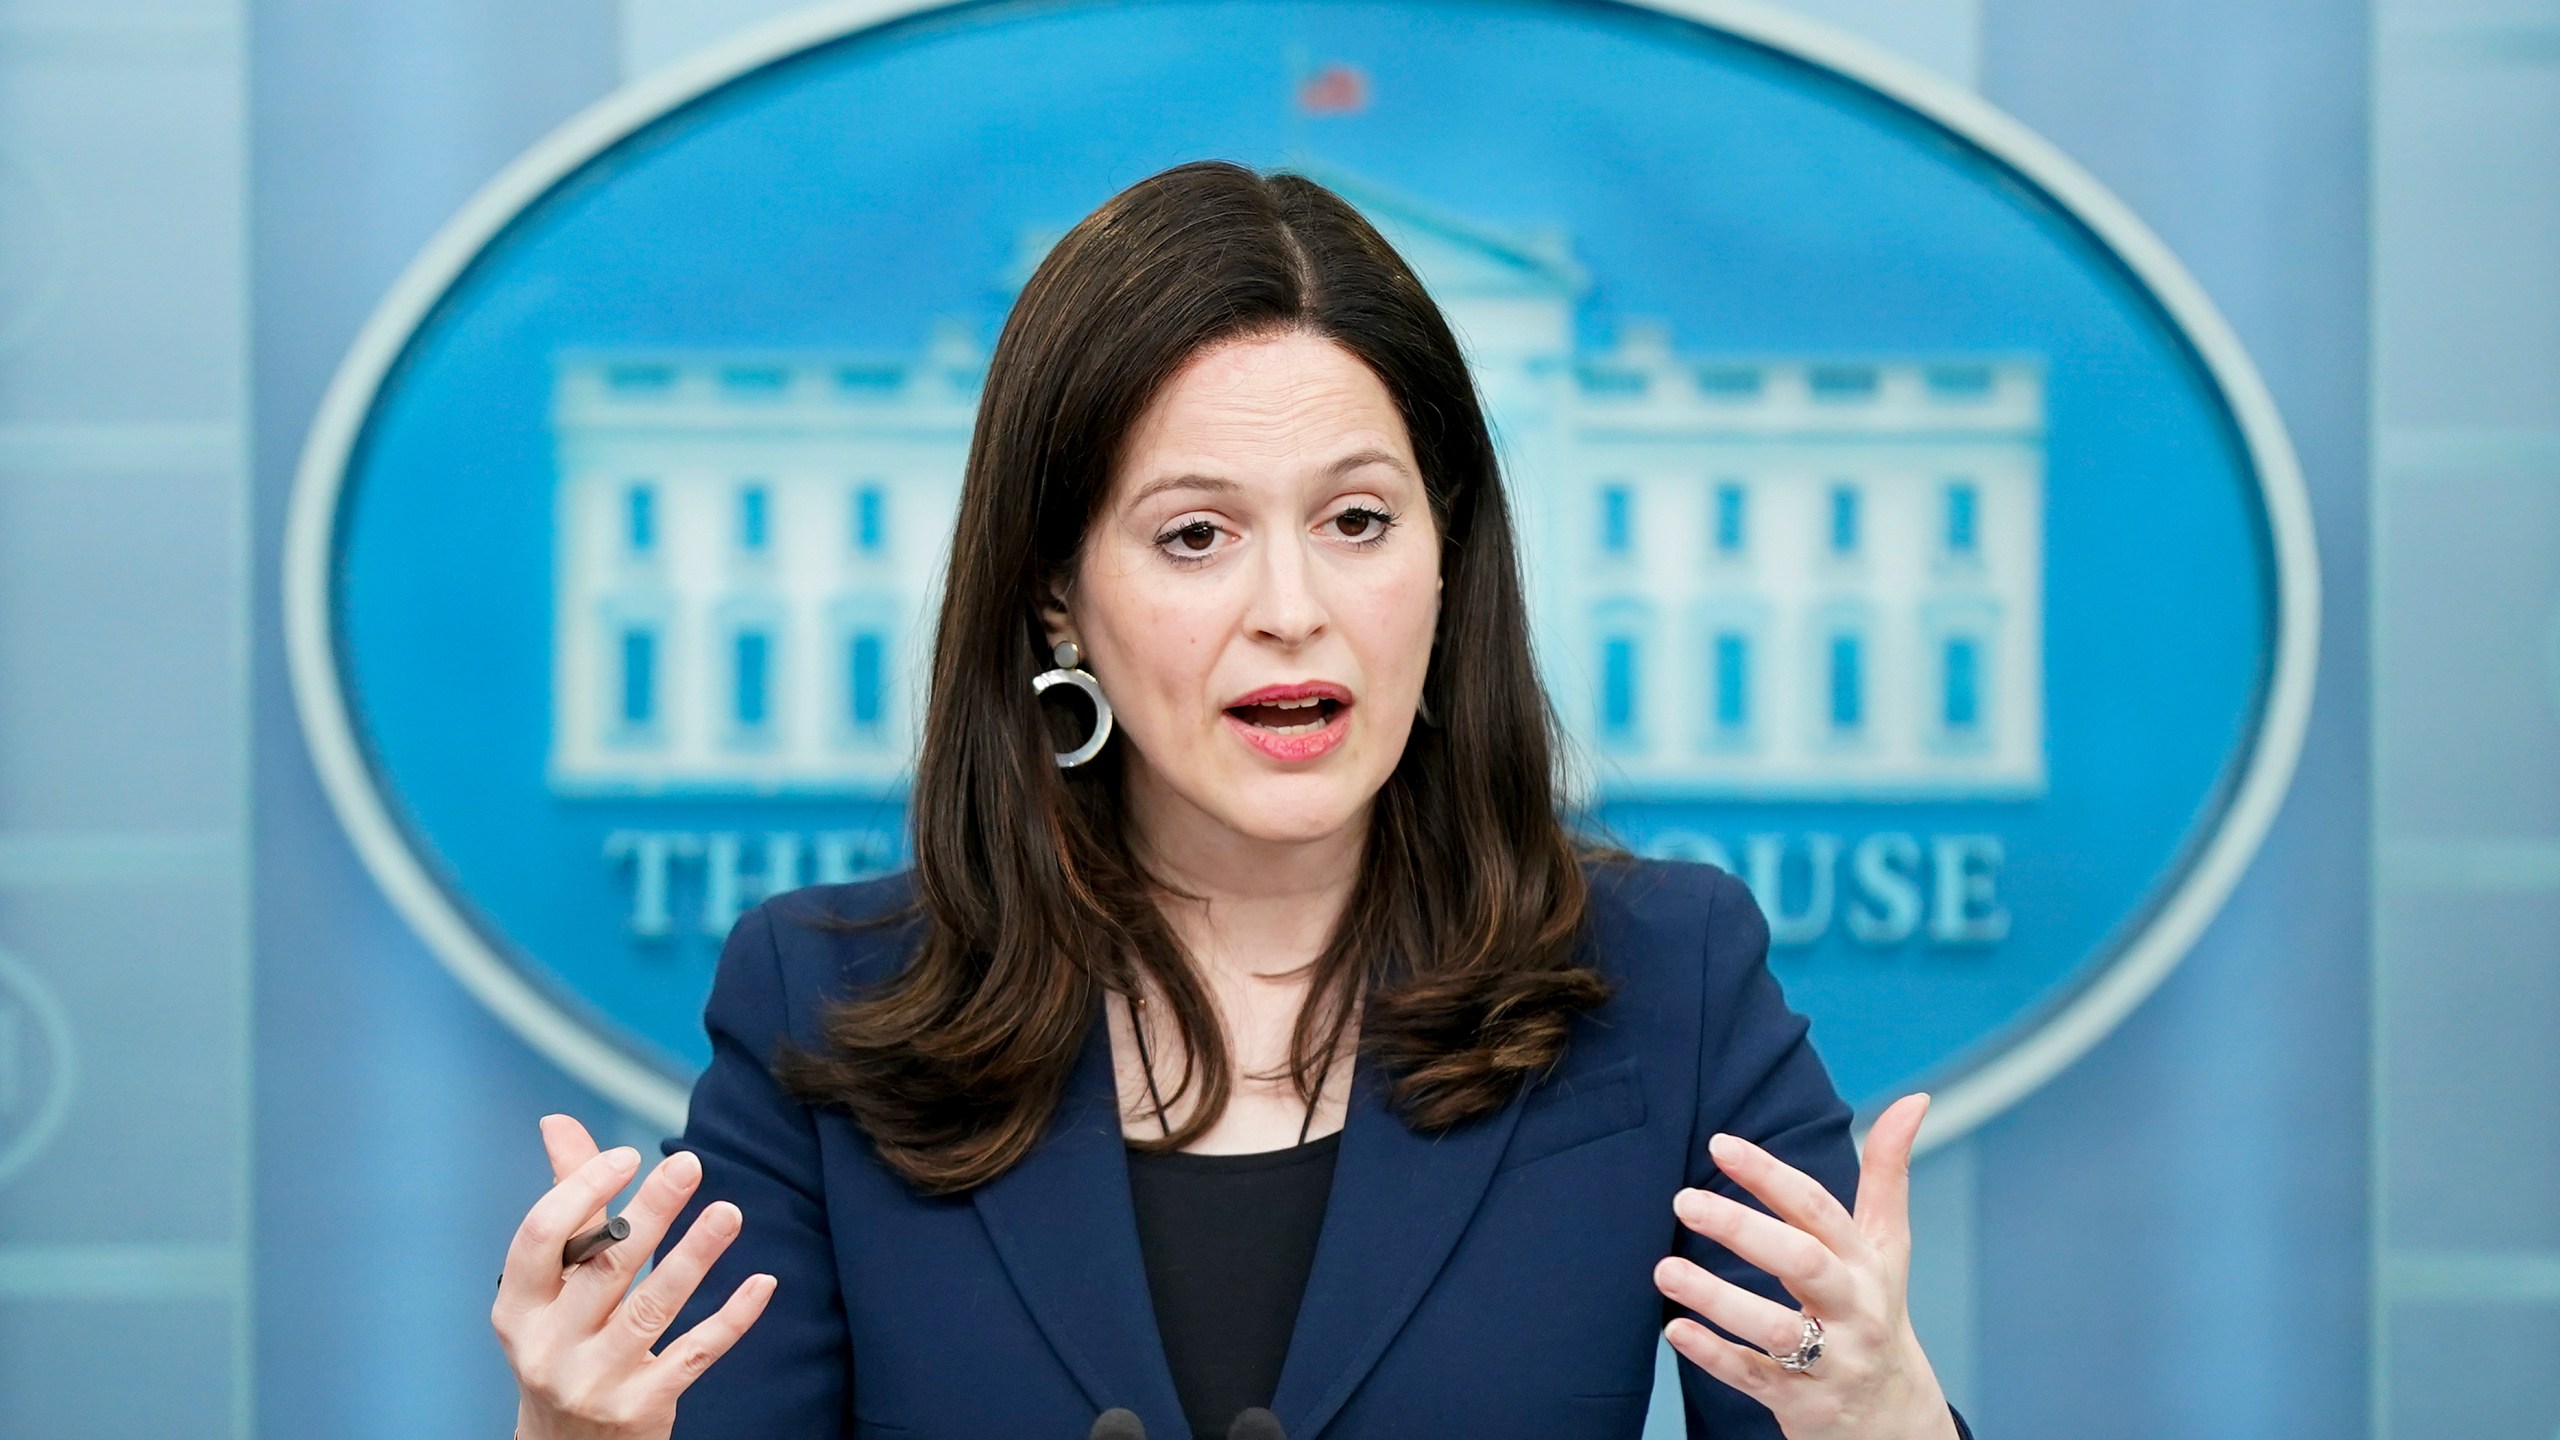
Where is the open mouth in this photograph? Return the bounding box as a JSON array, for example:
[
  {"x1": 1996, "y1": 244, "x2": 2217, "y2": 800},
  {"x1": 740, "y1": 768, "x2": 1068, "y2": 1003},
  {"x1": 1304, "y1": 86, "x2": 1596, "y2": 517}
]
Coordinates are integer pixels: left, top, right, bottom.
[
  {"x1": 1220, "y1": 683, "x2": 1356, "y2": 758},
  {"x1": 1225, "y1": 695, "x2": 1347, "y2": 735}
]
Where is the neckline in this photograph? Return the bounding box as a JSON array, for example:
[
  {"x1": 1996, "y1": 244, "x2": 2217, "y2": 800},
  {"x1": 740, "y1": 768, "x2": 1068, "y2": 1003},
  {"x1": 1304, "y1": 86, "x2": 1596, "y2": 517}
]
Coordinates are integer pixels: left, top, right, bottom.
[
  {"x1": 1123, "y1": 1128, "x2": 1344, "y2": 1174},
  {"x1": 1125, "y1": 991, "x2": 1350, "y2": 1149}
]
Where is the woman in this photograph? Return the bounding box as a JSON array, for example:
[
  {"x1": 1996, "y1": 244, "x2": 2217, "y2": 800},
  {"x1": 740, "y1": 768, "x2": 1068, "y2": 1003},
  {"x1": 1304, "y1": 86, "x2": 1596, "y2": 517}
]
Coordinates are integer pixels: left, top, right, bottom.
[{"x1": 491, "y1": 160, "x2": 1969, "y2": 1440}]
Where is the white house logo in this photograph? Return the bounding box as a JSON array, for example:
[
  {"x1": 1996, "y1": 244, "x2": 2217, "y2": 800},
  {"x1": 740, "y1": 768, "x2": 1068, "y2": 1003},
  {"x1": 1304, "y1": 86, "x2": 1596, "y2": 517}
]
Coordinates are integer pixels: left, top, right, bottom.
[
  {"x1": 287, "y1": 0, "x2": 2314, "y2": 1138},
  {"x1": 551, "y1": 201, "x2": 2046, "y2": 805}
]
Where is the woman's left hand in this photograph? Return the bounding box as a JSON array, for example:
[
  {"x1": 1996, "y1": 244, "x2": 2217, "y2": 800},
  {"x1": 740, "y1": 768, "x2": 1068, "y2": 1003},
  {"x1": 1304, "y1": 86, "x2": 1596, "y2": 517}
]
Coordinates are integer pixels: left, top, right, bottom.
[{"x1": 1653, "y1": 1093, "x2": 1957, "y2": 1440}]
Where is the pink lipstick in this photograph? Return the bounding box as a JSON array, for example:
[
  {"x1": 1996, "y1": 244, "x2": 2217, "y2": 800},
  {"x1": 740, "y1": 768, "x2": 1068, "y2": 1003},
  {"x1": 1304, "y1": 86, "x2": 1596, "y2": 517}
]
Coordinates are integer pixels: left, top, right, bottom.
[{"x1": 1222, "y1": 681, "x2": 1354, "y2": 762}]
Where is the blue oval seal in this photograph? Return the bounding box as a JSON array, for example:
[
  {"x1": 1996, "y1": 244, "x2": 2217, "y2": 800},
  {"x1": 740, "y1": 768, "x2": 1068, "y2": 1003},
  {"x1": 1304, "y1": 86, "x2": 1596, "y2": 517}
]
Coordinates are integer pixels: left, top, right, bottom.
[{"x1": 286, "y1": 0, "x2": 2317, "y2": 1141}]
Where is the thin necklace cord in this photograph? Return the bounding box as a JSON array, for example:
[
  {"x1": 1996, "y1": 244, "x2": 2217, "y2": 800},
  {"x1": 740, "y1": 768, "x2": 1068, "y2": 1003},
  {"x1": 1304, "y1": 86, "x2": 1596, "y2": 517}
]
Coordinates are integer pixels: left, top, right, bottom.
[{"x1": 1127, "y1": 993, "x2": 1337, "y2": 1148}]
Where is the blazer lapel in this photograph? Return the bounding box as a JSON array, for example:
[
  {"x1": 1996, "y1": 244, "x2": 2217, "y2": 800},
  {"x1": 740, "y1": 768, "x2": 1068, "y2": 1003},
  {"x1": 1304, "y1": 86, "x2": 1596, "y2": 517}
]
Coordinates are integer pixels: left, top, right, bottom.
[
  {"x1": 971, "y1": 997, "x2": 1188, "y2": 1438},
  {"x1": 1268, "y1": 1053, "x2": 1528, "y2": 1440}
]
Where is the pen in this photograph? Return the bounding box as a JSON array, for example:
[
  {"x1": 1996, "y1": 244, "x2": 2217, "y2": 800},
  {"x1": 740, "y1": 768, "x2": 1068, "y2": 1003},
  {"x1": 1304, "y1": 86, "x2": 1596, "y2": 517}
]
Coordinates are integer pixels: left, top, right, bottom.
[
  {"x1": 496, "y1": 1214, "x2": 632, "y2": 1292},
  {"x1": 562, "y1": 1214, "x2": 631, "y2": 1268}
]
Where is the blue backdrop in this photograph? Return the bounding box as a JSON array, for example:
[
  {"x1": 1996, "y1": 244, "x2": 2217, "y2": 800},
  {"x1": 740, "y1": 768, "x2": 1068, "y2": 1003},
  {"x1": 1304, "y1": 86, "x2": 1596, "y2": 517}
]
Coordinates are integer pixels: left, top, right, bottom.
[
  {"x1": 319, "y1": 0, "x2": 2276, "y2": 1122},
  {"x1": 244, "y1": 2, "x2": 2369, "y2": 1435}
]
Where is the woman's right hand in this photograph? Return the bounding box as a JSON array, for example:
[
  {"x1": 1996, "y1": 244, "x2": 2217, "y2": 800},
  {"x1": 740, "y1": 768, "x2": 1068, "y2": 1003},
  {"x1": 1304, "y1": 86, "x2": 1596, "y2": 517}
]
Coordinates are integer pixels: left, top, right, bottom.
[{"x1": 492, "y1": 1114, "x2": 778, "y2": 1440}]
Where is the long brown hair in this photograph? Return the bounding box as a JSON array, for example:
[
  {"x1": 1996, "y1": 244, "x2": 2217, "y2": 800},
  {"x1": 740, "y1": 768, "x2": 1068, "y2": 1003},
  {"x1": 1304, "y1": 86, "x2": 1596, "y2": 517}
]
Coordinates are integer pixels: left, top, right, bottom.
[{"x1": 776, "y1": 159, "x2": 1608, "y2": 1195}]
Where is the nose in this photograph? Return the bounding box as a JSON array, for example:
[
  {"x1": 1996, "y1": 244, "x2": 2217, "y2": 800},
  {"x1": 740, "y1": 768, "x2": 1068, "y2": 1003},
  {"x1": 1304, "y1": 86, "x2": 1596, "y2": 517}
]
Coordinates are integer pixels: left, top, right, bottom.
[{"x1": 1243, "y1": 528, "x2": 1329, "y2": 648}]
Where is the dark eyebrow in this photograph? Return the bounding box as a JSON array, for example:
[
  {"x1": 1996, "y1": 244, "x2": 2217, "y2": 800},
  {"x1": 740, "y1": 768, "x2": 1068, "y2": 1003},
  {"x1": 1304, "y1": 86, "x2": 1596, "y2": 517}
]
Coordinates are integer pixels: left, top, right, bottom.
[
  {"x1": 1126, "y1": 450, "x2": 1414, "y2": 507},
  {"x1": 1126, "y1": 473, "x2": 1242, "y2": 507},
  {"x1": 1327, "y1": 447, "x2": 1416, "y2": 481}
]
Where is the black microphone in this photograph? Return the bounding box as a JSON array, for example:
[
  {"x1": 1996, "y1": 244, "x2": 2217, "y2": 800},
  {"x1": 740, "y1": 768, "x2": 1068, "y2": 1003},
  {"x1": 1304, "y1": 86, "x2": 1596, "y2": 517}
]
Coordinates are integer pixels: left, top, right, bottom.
[
  {"x1": 1227, "y1": 1409, "x2": 1286, "y2": 1440},
  {"x1": 1089, "y1": 1408, "x2": 1147, "y2": 1440}
]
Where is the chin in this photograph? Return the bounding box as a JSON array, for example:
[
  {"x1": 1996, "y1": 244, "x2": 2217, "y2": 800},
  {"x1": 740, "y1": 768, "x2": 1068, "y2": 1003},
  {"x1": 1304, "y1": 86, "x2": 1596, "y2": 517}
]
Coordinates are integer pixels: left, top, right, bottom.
[{"x1": 1212, "y1": 773, "x2": 1377, "y2": 847}]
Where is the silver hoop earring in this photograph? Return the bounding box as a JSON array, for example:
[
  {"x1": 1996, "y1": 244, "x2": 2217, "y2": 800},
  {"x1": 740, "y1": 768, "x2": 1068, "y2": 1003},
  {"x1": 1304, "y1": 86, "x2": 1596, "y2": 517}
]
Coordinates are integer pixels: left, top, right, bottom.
[
  {"x1": 1416, "y1": 689, "x2": 1438, "y2": 728},
  {"x1": 1032, "y1": 640, "x2": 1114, "y2": 769}
]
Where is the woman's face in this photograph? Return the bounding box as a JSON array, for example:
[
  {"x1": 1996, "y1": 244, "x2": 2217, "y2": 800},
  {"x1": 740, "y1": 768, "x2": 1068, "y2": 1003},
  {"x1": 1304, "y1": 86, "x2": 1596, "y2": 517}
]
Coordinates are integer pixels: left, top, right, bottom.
[{"x1": 1055, "y1": 329, "x2": 1441, "y2": 855}]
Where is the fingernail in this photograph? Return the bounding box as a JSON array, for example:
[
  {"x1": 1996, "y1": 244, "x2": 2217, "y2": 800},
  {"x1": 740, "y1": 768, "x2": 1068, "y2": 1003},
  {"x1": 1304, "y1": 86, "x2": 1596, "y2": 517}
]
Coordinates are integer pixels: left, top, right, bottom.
[
  {"x1": 607, "y1": 1146, "x2": 640, "y2": 1173},
  {"x1": 665, "y1": 1150, "x2": 702, "y2": 1186},
  {"x1": 1708, "y1": 1132, "x2": 1740, "y2": 1161}
]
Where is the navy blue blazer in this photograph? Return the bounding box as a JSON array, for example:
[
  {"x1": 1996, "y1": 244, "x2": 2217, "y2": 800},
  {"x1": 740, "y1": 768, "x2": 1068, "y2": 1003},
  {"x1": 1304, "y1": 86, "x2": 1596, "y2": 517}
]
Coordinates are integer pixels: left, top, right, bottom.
[{"x1": 651, "y1": 858, "x2": 1933, "y2": 1438}]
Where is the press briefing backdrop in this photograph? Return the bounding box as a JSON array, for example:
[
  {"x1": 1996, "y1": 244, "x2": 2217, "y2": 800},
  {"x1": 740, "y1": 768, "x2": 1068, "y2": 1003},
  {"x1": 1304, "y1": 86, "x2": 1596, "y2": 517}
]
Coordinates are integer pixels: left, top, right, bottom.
[
  {"x1": 10, "y1": 0, "x2": 2549, "y2": 1433},
  {"x1": 287, "y1": 0, "x2": 2317, "y2": 1173}
]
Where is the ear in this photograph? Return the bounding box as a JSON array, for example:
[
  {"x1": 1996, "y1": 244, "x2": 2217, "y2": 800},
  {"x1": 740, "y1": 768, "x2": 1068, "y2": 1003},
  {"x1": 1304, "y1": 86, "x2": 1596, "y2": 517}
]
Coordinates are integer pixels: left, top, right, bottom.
[{"x1": 1039, "y1": 572, "x2": 1076, "y2": 653}]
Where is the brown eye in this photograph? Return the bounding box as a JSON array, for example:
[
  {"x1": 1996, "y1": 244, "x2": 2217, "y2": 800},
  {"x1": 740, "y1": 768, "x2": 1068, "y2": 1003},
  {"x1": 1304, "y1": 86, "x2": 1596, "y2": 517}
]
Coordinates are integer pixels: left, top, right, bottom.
[
  {"x1": 1172, "y1": 522, "x2": 1217, "y2": 552},
  {"x1": 1332, "y1": 507, "x2": 1392, "y2": 540}
]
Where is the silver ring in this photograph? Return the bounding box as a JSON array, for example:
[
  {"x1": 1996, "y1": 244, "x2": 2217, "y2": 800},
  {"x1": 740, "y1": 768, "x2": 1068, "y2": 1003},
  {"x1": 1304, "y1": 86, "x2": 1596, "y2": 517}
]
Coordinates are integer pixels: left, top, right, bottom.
[{"x1": 1775, "y1": 1313, "x2": 1824, "y2": 1373}]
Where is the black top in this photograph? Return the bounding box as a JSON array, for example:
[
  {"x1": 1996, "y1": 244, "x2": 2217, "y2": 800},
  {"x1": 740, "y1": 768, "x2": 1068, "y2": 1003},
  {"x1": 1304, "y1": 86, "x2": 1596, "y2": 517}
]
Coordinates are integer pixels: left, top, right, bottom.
[{"x1": 1125, "y1": 1131, "x2": 1342, "y2": 1440}]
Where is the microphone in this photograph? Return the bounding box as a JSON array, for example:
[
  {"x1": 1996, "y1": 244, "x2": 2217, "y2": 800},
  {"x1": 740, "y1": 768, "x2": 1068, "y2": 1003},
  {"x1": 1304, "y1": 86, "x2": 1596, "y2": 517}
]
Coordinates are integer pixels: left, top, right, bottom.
[
  {"x1": 1089, "y1": 1409, "x2": 1147, "y2": 1440},
  {"x1": 1227, "y1": 1409, "x2": 1287, "y2": 1440},
  {"x1": 1084, "y1": 1403, "x2": 1285, "y2": 1439}
]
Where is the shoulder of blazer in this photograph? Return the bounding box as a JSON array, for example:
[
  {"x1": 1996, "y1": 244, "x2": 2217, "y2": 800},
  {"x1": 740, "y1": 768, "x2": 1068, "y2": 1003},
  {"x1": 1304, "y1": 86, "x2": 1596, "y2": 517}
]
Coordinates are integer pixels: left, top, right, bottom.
[
  {"x1": 750, "y1": 870, "x2": 928, "y2": 1029},
  {"x1": 1580, "y1": 853, "x2": 1760, "y2": 984}
]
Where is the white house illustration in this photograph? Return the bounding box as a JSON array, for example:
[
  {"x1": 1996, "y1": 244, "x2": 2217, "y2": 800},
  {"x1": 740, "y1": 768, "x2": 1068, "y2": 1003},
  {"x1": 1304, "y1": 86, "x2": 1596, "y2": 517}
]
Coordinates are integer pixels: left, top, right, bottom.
[{"x1": 547, "y1": 163, "x2": 2046, "y2": 800}]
